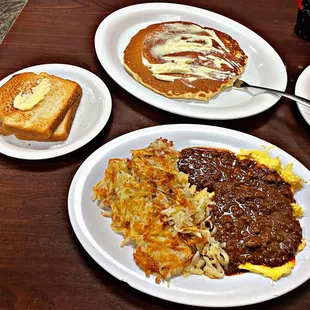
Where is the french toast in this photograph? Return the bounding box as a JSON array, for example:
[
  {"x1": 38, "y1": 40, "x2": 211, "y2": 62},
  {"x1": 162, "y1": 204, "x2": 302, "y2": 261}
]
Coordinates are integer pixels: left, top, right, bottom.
[
  {"x1": 0, "y1": 72, "x2": 82, "y2": 141},
  {"x1": 124, "y1": 21, "x2": 248, "y2": 101}
]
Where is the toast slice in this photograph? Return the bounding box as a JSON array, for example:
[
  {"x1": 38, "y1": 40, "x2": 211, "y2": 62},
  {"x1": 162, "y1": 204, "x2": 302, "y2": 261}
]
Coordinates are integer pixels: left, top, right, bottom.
[
  {"x1": 47, "y1": 100, "x2": 79, "y2": 142},
  {"x1": 0, "y1": 72, "x2": 82, "y2": 141},
  {"x1": 0, "y1": 100, "x2": 80, "y2": 141},
  {"x1": 0, "y1": 104, "x2": 78, "y2": 141}
]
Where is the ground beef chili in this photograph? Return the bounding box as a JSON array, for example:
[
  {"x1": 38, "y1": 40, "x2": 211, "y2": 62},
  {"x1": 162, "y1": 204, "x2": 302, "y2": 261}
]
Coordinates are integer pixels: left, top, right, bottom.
[{"x1": 178, "y1": 147, "x2": 302, "y2": 275}]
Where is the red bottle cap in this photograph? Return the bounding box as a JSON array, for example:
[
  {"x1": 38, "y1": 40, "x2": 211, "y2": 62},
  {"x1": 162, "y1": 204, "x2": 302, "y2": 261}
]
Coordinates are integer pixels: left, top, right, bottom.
[{"x1": 297, "y1": 0, "x2": 303, "y2": 10}]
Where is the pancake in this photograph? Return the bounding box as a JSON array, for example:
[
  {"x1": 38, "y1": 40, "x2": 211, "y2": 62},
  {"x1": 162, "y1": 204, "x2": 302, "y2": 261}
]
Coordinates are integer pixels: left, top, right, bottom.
[{"x1": 124, "y1": 21, "x2": 248, "y2": 101}]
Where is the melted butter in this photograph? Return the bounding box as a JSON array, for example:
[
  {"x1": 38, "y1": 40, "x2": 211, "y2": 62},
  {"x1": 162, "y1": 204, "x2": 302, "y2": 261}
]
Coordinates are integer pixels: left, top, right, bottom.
[
  {"x1": 143, "y1": 56, "x2": 234, "y2": 81},
  {"x1": 202, "y1": 55, "x2": 234, "y2": 69},
  {"x1": 143, "y1": 57, "x2": 198, "y2": 82},
  {"x1": 151, "y1": 23, "x2": 229, "y2": 53},
  {"x1": 13, "y1": 78, "x2": 51, "y2": 111},
  {"x1": 183, "y1": 77, "x2": 197, "y2": 82},
  {"x1": 162, "y1": 56, "x2": 195, "y2": 64},
  {"x1": 153, "y1": 75, "x2": 198, "y2": 82},
  {"x1": 151, "y1": 34, "x2": 224, "y2": 56},
  {"x1": 153, "y1": 74, "x2": 180, "y2": 82},
  {"x1": 158, "y1": 23, "x2": 202, "y2": 33},
  {"x1": 143, "y1": 22, "x2": 238, "y2": 82}
]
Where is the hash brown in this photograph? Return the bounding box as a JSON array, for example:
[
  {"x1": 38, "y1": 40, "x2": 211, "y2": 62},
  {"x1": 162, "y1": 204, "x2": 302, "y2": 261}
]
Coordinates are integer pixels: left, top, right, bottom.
[{"x1": 92, "y1": 138, "x2": 228, "y2": 283}]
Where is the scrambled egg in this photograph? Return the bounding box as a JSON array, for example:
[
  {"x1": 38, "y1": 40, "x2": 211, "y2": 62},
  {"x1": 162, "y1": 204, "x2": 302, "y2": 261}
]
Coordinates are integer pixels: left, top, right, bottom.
[
  {"x1": 298, "y1": 238, "x2": 307, "y2": 252},
  {"x1": 238, "y1": 148, "x2": 305, "y2": 219},
  {"x1": 239, "y1": 261, "x2": 296, "y2": 281},
  {"x1": 237, "y1": 147, "x2": 306, "y2": 281},
  {"x1": 238, "y1": 148, "x2": 304, "y2": 192},
  {"x1": 239, "y1": 238, "x2": 306, "y2": 281},
  {"x1": 291, "y1": 203, "x2": 304, "y2": 217}
]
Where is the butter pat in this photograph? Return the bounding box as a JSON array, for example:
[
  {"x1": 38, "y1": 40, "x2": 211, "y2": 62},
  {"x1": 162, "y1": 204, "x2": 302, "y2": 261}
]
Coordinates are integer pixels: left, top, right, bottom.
[{"x1": 13, "y1": 78, "x2": 51, "y2": 111}]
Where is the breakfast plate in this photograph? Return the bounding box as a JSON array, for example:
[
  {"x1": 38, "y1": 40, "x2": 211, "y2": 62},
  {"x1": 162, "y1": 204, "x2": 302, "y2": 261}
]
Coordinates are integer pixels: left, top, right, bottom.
[
  {"x1": 295, "y1": 65, "x2": 310, "y2": 126},
  {"x1": 68, "y1": 124, "x2": 310, "y2": 307},
  {"x1": 95, "y1": 3, "x2": 287, "y2": 120},
  {"x1": 0, "y1": 64, "x2": 112, "y2": 160}
]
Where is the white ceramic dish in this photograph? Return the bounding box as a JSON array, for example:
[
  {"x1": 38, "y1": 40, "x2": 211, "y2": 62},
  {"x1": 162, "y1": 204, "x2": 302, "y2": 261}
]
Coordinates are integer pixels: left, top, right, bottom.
[
  {"x1": 95, "y1": 3, "x2": 287, "y2": 120},
  {"x1": 68, "y1": 124, "x2": 310, "y2": 307},
  {"x1": 0, "y1": 64, "x2": 112, "y2": 160},
  {"x1": 295, "y1": 65, "x2": 310, "y2": 125}
]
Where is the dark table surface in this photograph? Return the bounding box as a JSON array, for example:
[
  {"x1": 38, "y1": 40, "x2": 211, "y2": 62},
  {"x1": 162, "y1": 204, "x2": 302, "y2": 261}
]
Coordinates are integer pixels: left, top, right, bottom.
[{"x1": 1, "y1": 0, "x2": 310, "y2": 309}]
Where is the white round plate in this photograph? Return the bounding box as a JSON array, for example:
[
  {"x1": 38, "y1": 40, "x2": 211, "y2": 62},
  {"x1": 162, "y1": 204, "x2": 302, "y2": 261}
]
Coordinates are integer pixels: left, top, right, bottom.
[
  {"x1": 68, "y1": 124, "x2": 310, "y2": 307},
  {"x1": 0, "y1": 64, "x2": 112, "y2": 160},
  {"x1": 95, "y1": 3, "x2": 287, "y2": 120},
  {"x1": 295, "y1": 65, "x2": 310, "y2": 125}
]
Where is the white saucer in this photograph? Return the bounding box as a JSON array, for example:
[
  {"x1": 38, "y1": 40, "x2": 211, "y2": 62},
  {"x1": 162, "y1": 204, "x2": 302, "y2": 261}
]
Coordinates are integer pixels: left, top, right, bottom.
[
  {"x1": 295, "y1": 65, "x2": 310, "y2": 125},
  {"x1": 0, "y1": 64, "x2": 112, "y2": 160}
]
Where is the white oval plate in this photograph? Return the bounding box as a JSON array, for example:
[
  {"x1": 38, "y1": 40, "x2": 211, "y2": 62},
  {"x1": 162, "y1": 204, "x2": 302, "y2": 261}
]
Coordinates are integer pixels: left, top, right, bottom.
[
  {"x1": 95, "y1": 3, "x2": 287, "y2": 120},
  {"x1": 0, "y1": 64, "x2": 112, "y2": 160},
  {"x1": 68, "y1": 124, "x2": 310, "y2": 307},
  {"x1": 295, "y1": 65, "x2": 310, "y2": 126}
]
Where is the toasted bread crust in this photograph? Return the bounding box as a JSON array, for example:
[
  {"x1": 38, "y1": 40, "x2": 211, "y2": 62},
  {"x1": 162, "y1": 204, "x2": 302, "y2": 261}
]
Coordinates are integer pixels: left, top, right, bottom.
[
  {"x1": 0, "y1": 72, "x2": 82, "y2": 141},
  {"x1": 0, "y1": 122, "x2": 12, "y2": 136},
  {"x1": 43, "y1": 94, "x2": 80, "y2": 142}
]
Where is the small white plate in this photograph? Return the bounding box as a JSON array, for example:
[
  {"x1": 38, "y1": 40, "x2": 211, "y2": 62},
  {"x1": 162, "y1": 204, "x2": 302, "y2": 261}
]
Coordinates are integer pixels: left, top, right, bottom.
[
  {"x1": 0, "y1": 64, "x2": 112, "y2": 160},
  {"x1": 68, "y1": 124, "x2": 310, "y2": 307},
  {"x1": 95, "y1": 3, "x2": 287, "y2": 120},
  {"x1": 295, "y1": 65, "x2": 310, "y2": 125}
]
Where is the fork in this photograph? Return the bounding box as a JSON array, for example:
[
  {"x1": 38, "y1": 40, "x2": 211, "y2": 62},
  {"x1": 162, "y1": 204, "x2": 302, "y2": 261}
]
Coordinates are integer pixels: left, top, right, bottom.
[{"x1": 233, "y1": 79, "x2": 310, "y2": 108}]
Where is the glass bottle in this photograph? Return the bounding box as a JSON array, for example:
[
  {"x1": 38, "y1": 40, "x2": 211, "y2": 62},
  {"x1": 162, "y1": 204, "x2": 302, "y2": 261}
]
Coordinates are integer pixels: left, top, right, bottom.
[{"x1": 295, "y1": 0, "x2": 310, "y2": 41}]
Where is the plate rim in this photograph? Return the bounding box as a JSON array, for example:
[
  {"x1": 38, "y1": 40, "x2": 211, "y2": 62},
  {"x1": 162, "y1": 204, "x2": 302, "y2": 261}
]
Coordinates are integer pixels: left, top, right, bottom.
[
  {"x1": 0, "y1": 63, "x2": 112, "y2": 160},
  {"x1": 295, "y1": 64, "x2": 310, "y2": 126},
  {"x1": 94, "y1": 2, "x2": 287, "y2": 120},
  {"x1": 68, "y1": 124, "x2": 310, "y2": 307}
]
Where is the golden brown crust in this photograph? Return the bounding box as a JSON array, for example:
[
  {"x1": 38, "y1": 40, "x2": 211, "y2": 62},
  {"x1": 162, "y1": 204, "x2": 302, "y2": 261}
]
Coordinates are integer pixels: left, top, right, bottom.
[
  {"x1": 48, "y1": 95, "x2": 80, "y2": 142},
  {"x1": 124, "y1": 21, "x2": 248, "y2": 101},
  {"x1": 0, "y1": 72, "x2": 82, "y2": 142},
  {"x1": 0, "y1": 122, "x2": 12, "y2": 136}
]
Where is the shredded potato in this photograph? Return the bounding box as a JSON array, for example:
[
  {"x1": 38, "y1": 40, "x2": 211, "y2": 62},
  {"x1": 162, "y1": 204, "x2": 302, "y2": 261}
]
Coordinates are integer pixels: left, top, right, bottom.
[{"x1": 92, "y1": 138, "x2": 229, "y2": 282}]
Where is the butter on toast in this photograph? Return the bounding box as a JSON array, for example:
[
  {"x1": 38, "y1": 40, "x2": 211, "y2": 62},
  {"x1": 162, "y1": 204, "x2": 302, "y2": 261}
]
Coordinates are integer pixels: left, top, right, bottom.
[{"x1": 0, "y1": 72, "x2": 82, "y2": 141}]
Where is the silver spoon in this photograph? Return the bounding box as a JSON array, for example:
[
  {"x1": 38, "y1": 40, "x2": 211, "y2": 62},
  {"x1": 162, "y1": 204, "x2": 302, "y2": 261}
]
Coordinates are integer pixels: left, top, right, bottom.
[{"x1": 233, "y1": 79, "x2": 310, "y2": 108}]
